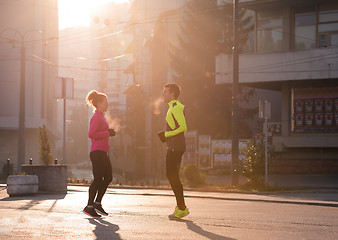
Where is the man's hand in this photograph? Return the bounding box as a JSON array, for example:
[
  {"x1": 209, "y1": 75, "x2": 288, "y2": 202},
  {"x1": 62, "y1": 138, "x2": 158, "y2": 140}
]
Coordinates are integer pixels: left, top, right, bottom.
[
  {"x1": 109, "y1": 129, "x2": 116, "y2": 136},
  {"x1": 157, "y1": 131, "x2": 166, "y2": 143}
]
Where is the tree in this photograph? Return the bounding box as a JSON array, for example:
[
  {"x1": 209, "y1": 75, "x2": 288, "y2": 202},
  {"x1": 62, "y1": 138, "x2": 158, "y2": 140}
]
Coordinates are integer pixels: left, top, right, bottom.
[
  {"x1": 169, "y1": 0, "x2": 254, "y2": 138},
  {"x1": 38, "y1": 124, "x2": 53, "y2": 165}
]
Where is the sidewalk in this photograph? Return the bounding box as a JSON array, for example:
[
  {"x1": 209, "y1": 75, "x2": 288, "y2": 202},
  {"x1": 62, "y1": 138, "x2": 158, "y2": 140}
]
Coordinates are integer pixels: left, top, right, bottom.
[
  {"x1": 69, "y1": 167, "x2": 338, "y2": 189},
  {"x1": 91, "y1": 186, "x2": 338, "y2": 208},
  {"x1": 206, "y1": 173, "x2": 338, "y2": 188},
  {"x1": 2, "y1": 184, "x2": 338, "y2": 207}
]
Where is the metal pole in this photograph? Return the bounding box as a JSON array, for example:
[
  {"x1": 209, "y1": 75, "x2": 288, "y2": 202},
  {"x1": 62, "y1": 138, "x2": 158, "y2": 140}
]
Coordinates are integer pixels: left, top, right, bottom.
[
  {"x1": 7, "y1": 159, "x2": 10, "y2": 177},
  {"x1": 18, "y1": 45, "x2": 26, "y2": 172},
  {"x1": 63, "y1": 78, "x2": 66, "y2": 164},
  {"x1": 231, "y1": 0, "x2": 239, "y2": 186},
  {"x1": 265, "y1": 116, "x2": 268, "y2": 188}
]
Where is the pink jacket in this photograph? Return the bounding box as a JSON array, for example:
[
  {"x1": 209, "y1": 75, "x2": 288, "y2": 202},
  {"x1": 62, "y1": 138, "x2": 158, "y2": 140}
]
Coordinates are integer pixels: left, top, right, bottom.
[{"x1": 88, "y1": 110, "x2": 110, "y2": 152}]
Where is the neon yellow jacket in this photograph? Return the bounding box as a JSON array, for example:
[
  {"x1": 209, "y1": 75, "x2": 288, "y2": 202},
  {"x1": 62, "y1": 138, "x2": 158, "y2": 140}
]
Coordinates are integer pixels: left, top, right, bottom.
[{"x1": 164, "y1": 99, "x2": 187, "y2": 150}]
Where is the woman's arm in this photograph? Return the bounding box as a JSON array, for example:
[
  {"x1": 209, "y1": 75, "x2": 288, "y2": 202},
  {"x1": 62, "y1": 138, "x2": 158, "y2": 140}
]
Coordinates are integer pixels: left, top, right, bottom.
[{"x1": 88, "y1": 116, "x2": 110, "y2": 139}]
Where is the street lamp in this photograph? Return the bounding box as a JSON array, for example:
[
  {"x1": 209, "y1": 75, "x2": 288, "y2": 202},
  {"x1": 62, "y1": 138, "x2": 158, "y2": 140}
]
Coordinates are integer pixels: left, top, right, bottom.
[{"x1": 0, "y1": 28, "x2": 42, "y2": 171}]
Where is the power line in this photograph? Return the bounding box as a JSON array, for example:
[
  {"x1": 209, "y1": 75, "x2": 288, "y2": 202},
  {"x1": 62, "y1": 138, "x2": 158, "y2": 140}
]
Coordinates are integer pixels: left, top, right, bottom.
[
  {"x1": 9, "y1": 0, "x2": 59, "y2": 10},
  {"x1": 2, "y1": 2, "x2": 338, "y2": 74}
]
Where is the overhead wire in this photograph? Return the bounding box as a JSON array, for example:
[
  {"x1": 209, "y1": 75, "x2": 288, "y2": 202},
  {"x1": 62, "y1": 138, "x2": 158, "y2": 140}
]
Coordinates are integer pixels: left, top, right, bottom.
[{"x1": 1, "y1": 1, "x2": 338, "y2": 75}]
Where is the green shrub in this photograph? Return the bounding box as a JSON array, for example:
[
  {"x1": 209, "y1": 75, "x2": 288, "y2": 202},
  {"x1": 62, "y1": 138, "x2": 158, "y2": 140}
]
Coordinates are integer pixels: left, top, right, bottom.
[
  {"x1": 38, "y1": 124, "x2": 53, "y2": 165},
  {"x1": 183, "y1": 164, "x2": 205, "y2": 187},
  {"x1": 241, "y1": 139, "x2": 274, "y2": 186}
]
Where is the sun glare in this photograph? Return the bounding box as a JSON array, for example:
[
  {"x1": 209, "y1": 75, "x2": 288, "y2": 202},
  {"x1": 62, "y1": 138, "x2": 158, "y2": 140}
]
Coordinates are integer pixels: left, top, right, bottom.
[{"x1": 58, "y1": 0, "x2": 129, "y2": 30}]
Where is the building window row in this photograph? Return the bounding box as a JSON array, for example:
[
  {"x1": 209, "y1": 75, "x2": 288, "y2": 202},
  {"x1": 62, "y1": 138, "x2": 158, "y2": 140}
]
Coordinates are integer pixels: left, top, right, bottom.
[
  {"x1": 295, "y1": 3, "x2": 338, "y2": 50},
  {"x1": 253, "y1": 3, "x2": 338, "y2": 53}
]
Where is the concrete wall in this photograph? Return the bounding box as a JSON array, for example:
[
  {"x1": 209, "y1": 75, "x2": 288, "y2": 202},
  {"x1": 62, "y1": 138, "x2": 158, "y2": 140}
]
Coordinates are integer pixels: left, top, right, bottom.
[
  {"x1": 216, "y1": 48, "x2": 338, "y2": 84},
  {"x1": 22, "y1": 165, "x2": 67, "y2": 193}
]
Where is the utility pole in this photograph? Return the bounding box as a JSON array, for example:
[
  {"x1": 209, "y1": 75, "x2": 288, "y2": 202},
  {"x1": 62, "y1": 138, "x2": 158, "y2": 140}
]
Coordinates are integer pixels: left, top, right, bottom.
[
  {"x1": 231, "y1": 0, "x2": 239, "y2": 186},
  {"x1": 259, "y1": 100, "x2": 271, "y2": 188},
  {"x1": 62, "y1": 78, "x2": 67, "y2": 164},
  {"x1": 18, "y1": 45, "x2": 26, "y2": 171}
]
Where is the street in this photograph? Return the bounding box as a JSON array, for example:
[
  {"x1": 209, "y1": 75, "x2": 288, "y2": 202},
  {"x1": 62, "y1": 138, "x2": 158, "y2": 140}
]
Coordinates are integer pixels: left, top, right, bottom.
[{"x1": 0, "y1": 186, "x2": 338, "y2": 240}]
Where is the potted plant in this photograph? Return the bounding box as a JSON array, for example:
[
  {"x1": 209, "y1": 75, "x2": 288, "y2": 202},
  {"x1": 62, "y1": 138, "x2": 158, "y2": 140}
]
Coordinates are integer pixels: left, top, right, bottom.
[
  {"x1": 38, "y1": 124, "x2": 53, "y2": 165},
  {"x1": 22, "y1": 125, "x2": 67, "y2": 193},
  {"x1": 7, "y1": 172, "x2": 38, "y2": 197}
]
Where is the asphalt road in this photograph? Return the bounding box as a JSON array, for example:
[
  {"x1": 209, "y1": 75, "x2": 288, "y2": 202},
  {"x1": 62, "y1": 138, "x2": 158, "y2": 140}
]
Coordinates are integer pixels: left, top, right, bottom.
[{"x1": 0, "y1": 186, "x2": 338, "y2": 240}]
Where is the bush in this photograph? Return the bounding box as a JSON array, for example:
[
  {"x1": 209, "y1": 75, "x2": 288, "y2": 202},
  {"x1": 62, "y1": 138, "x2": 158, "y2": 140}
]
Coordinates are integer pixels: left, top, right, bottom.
[
  {"x1": 38, "y1": 124, "x2": 53, "y2": 165},
  {"x1": 241, "y1": 139, "x2": 274, "y2": 187},
  {"x1": 183, "y1": 164, "x2": 205, "y2": 187}
]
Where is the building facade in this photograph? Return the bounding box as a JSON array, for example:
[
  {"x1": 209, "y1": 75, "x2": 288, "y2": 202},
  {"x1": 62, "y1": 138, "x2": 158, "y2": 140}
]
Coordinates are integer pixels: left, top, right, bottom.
[
  {"x1": 216, "y1": 0, "x2": 338, "y2": 173},
  {"x1": 0, "y1": 0, "x2": 59, "y2": 175}
]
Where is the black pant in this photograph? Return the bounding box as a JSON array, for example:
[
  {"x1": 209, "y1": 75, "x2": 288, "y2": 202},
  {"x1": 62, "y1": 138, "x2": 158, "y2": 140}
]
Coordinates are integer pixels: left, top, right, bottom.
[
  {"x1": 88, "y1": 150, "x2": 112, "y2": 205},
  {"x1": 166, "y1": 149, "x2": 186, "y2": 210}
]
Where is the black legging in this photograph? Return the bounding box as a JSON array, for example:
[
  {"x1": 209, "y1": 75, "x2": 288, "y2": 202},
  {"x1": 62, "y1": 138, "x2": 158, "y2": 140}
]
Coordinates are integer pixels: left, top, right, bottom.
[
  {"x1": 88, "y1": 150, "x2": 112, "y2": 205},
  {"x1": 166, "y1": 149, "x2": 186, "y2": 210}
]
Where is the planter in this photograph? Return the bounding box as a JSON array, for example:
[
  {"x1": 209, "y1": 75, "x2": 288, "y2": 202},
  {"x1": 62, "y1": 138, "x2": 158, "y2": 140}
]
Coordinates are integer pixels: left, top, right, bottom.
[
  {"x1": 22, "y1": 165, "x2": 68, "y2": 193},
  {"x1": 7, "y1": 175, "x2": 38, "y2": 196}
]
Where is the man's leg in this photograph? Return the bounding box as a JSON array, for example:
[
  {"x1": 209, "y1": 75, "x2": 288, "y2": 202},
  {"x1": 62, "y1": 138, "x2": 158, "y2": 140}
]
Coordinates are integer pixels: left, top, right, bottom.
[{"x1": 166, "y1": 149, "x2": 186, "y2": 210}]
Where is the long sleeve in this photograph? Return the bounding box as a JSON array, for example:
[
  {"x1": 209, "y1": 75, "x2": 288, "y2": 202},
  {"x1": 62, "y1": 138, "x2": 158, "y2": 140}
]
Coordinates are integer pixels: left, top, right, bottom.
[
  {"x1": 165, "y1": 104, "x2": 187, "y2": 137},
  {"x1": 88, "y1": 115, "x2": 109, "y2": 140}
]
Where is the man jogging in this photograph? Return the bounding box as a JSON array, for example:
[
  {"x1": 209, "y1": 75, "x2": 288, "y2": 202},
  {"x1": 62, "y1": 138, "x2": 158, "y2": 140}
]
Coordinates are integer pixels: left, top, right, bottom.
[{"x1": 158, "y1": 83, "x2": 189, "y2": 220}]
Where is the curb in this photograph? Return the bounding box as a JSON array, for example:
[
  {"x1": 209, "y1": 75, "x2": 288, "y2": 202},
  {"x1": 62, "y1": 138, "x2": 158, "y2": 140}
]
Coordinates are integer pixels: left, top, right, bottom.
[
  {"x1": 2, "y1": 184, "x2": 338, "y2": 208},
  {"x1": 67, "y1": 185, "x2": 338, "y2": 208}
]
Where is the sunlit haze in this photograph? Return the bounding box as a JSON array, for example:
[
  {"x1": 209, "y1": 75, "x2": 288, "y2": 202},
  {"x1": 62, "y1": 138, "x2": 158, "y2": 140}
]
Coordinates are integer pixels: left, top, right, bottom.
[{"x1": 58, "y1": 0, "x2": 129, "y2": 29}]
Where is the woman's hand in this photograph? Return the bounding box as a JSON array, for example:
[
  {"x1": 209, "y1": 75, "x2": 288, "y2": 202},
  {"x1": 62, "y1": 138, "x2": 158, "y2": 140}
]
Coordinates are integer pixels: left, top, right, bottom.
[{"x1": 109, "y1": 129, "x2": 116, "y2": 136}]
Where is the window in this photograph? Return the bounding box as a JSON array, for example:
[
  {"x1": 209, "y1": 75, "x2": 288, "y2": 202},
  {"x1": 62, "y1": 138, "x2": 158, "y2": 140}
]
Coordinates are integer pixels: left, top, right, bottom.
[
  {"x1": 318, "y1": 4, "x2": 338, "y2": 48},
  {"x1": 257, "y1": 9, "x2": 283, "y2": 52},
  {"x1": 294, "y1": 9, "x2": 316, "y2": 50},
  {"x1": 241, "y1": 9, "x2": 255, "y2": 53},
  {"x1": 292, "y1": 4, "x2": 338, "y2": 49}
]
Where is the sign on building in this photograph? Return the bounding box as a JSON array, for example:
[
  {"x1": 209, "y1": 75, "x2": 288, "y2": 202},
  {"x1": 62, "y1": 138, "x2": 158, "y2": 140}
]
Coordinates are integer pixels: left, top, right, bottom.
[
  {"x1": 211, "y1": 139, "x2": 250, "y2": 170},
  {"x1": 182, "y1": 131, "x2": 198, "y2": 166},
  {"x1": 198, "y1": 135, "x2": 211, "y2": 170}
]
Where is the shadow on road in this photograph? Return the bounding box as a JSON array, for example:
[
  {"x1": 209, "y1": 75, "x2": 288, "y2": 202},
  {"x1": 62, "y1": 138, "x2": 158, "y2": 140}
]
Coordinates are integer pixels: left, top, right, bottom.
[
  {"x1": 0, "y1": 193, "x2": 66, "y2": 210},
  {"x1": 88, "y1": 217, "x2": 121, "y2": 240},
  {"x1": 183, "y1": 220, "x2": 237, "y2": 240},
  {"x1": 0, "y1": 193, "x2": 66, "y2": 201}
]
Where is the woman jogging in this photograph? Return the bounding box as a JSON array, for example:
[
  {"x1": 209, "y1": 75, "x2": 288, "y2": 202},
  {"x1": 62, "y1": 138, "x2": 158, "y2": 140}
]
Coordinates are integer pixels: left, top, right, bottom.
[{"x1": 83, "y1": 90, "x2": 115, "y2": 217}]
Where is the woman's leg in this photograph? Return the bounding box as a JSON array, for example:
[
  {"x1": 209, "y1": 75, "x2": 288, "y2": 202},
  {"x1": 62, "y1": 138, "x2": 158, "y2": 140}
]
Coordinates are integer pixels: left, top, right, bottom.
[
  {"x1": 95, "y1": 152, "x2": 112, "y2": 203},
  {"x1": 87, "y1": 151, "x2": 105, "y2": 206}
]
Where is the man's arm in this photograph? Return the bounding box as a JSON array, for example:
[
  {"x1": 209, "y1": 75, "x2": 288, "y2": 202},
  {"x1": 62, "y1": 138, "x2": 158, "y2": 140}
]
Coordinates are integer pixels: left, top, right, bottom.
[{"x1": 165, "y1": 107, "x2": 187, "y2": 137}]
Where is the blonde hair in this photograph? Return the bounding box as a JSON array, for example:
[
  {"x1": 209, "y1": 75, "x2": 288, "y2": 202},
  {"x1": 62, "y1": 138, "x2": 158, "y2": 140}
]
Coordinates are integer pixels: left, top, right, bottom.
[{"x1": 86, "y1": 90, "x2": 107, "y2": 109}]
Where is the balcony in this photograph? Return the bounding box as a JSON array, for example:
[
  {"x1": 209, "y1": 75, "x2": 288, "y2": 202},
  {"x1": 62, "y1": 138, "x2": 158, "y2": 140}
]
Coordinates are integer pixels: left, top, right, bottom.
[{"x1": 216, "y1": 48, "x2": 338, "y2": 85}]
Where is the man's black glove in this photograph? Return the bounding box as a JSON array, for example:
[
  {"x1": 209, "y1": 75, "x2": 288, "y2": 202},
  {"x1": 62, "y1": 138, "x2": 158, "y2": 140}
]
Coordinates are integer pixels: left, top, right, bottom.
[
  {"x1": 109, "y1": 129, "x2": 116, "y2": 136},
  {"x1": 157, "y1": 131, "x2": 166, "y2": 143}
]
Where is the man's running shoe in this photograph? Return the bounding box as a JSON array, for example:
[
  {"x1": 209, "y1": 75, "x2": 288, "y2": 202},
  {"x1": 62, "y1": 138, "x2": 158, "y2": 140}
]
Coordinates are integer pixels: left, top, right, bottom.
[
  {"x1": 169, "y1": 206, "x2": 190, "y2": 220},
  {"x1": 83, "y1": 206, "x2": 101, "y2": 217},
  {"x1": 93, "y1": 202, "x2": 108, "y2": 216}
]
